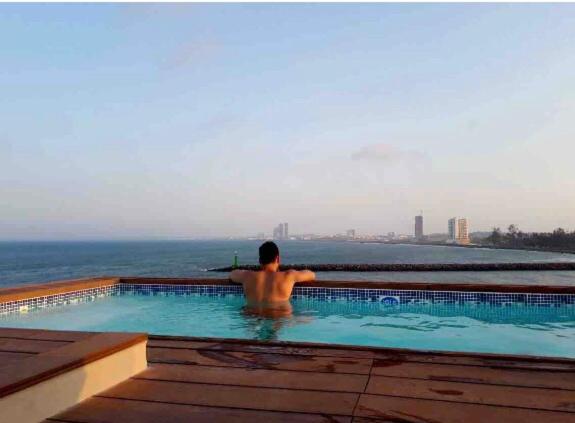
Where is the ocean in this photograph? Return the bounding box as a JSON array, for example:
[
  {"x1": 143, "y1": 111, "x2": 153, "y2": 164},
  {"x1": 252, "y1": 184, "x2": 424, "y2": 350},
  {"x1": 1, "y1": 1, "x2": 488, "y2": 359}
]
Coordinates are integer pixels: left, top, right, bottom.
[{"x1": 1, "y1": 240, "x2": 575, "y2": 288}]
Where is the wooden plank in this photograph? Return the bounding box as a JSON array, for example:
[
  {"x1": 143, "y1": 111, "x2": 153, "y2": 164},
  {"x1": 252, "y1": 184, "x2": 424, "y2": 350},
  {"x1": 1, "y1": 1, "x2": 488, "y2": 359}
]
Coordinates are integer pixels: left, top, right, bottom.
[
  {"x1": 366, "y1": 375, "x2": 575, "y2": 413},
  {"x1": 138, "y1": 363, "x2": 368, "y2": 392},
  {"x1": 48, "y1": 396, "x2": 351, "y2": 423},
  {"x1": 371, "y1": 360, "x2": 575, "y2": 390},
  {"x1": 352, "y1": 418, "x2": 415, "y2": 423},
  {"x1": 148, "y1": 338, "x2": 376, "y2": 359},
  {"x1": 150, "y1": 335, "x2": 575, "y2": 368},
  {"x1": 0, "y1": 337, "x2": 69, "y2": 354},
  {"x1": 99, "y1": 379, "x2": 359, "y2": 416},
  {"x1": 148, "y1": 347, "x2": 373, "y2": 374},
  {"x1": 355, "y1": 394, "x2": 575, "y2": 423},
  {"x1": 0, "y1": 332, "x2": 147, "y2": 397},
  {"x1": 0, "y1": 351, "x2": 36, "y2": 367},
  {"x1": 0, "y1": 328, "x2": 93, "y2": 342},
  {"x1": 373, "y1": 354, "x2": 575, "y2": 371}
]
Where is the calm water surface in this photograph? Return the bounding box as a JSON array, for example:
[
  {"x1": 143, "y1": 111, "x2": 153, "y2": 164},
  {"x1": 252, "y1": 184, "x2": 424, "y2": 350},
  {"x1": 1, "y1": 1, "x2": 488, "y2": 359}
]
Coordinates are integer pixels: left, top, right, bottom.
[{"x1": 1, "y1": 240, "x2": 575, "y2": 288}]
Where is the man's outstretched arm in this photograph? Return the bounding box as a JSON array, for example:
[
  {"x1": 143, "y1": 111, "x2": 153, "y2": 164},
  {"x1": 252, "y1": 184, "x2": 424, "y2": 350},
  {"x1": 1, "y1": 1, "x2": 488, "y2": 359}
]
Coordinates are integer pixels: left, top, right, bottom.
[{"x1": 289, "y1": 269, "x2": 316, "y2": 283}]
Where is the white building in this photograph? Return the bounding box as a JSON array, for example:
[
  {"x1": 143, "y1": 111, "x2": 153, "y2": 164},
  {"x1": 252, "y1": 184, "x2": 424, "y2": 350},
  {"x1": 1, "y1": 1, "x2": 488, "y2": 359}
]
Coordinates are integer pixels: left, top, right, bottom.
[
  {"x1": 273, "y1": 223, "x2": 289, "y2": 240},
  {"x1": 448, "y1": 217, "x2": 469, "y2": 244},
  {"x1": 457, "y1": 218, "x2": 470, "y2": 244}
]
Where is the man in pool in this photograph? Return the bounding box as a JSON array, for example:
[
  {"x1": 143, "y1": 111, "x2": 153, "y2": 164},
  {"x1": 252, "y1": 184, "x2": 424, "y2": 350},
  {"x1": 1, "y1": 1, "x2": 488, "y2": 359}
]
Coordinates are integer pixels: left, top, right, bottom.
[{"x1": 230, "y1": 241, "x2": 316, "y2": 306}]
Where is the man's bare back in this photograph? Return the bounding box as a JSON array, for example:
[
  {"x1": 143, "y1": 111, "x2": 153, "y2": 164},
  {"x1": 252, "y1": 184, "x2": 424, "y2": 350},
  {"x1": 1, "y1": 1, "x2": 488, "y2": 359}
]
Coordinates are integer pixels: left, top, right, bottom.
[
  {"x1": 230, "y1": 268, "x2": 315, "y2": 304},
  {"x1": 230, "y1": 241, "x2": 315, "y2": 305}
]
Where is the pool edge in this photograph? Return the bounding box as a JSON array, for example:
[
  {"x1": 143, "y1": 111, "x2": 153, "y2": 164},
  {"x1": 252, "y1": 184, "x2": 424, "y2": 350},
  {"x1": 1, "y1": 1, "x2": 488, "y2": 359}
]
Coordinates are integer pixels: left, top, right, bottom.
[{"x1": 1, "y1": 277, "x2": 575, "y2": 363}]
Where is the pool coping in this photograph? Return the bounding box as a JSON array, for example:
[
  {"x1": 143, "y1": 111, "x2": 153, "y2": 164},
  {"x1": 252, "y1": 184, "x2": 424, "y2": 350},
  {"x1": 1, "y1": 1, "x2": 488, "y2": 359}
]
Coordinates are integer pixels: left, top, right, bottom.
[{"x1": 0, "y1": 277, "x2": 119, "y2": 303}]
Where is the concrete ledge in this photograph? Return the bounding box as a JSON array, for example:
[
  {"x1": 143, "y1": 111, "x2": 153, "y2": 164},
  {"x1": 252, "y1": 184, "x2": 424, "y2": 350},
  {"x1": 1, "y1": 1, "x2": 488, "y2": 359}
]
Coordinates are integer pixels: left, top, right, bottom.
[{"x1": 0, "y1": 332, "x2": 147, "y2": 423}]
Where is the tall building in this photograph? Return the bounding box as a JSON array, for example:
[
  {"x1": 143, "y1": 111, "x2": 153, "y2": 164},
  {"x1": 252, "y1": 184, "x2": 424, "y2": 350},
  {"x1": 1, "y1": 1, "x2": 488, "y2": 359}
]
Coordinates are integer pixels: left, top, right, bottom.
[
  {"x1": 346, "y1": 229, "x2": 356, "y2": 239},
  {"x1": 414, "y1": 215, "x2": 424, "y2": 240},
  {"x1": 272, "y1": 223, "x2": 288, "y2": 240},
  {"x1": 448, "y1": 217, "x2": 458, "y2": 241},
  {"x1": 457, "y1": 218, "x2": 470, "y2": 244},
  {"x1": 448, "y1": 217, "x2": 470, "y2": 244}
]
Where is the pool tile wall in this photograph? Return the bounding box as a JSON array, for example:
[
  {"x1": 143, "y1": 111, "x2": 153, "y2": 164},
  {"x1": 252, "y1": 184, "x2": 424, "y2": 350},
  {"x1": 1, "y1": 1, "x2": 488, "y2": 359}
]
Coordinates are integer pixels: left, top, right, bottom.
[
  {"x1": 0, "y1": 285, "x2": 116, "y2": 316},
  {"x1": 1, "y1": 283, "x2": 574, "y2": 317},
  {"x1": 118, "y1": 284, "x2": 575, "y2": 307}
]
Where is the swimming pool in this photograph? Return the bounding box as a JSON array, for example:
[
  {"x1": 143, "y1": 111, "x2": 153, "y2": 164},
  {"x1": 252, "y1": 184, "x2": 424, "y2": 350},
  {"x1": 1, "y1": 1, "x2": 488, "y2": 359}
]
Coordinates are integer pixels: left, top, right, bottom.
[{"x1": 2, "y1": 282, "x2": 574, "y2": 358}]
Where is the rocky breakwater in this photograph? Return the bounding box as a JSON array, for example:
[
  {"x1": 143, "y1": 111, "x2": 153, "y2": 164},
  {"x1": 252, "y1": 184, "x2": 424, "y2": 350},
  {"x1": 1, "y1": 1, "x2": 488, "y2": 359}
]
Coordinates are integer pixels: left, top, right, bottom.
[{"x1": 210, "y1": 262, "x2": 575, "y2": 272}]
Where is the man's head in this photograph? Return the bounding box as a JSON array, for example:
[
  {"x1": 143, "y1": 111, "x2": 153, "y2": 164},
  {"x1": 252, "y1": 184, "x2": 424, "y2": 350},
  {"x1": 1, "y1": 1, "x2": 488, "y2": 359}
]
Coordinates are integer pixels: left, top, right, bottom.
[{"x1": 259, "y1": 241, "x2": 280, "y2": 267}]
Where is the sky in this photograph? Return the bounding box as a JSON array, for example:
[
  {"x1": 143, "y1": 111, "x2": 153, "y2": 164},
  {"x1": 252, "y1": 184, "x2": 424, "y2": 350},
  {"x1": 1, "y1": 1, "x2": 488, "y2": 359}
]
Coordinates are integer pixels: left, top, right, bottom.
[{"x1": 1, "y1": 3, "x2": 575, "y2": 240}]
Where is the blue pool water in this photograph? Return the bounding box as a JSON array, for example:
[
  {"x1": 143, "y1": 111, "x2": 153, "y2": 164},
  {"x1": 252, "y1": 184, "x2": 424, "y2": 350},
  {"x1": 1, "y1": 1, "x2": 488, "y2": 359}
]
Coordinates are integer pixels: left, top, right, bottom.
[{"x1": 2, "y1": 287, "x2": 574, "y2": 358}]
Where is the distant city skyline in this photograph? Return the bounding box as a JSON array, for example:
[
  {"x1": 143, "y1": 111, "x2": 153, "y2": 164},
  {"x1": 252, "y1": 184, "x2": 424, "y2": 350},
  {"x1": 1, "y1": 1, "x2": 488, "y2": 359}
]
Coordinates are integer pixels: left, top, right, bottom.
[{"x1": 1, "y1": 4, "x2": 575, "y2": 240}]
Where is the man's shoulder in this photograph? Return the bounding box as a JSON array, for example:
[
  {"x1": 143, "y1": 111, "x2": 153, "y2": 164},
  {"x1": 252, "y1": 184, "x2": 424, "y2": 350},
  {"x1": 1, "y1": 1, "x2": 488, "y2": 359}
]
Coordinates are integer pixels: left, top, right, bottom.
[
  {"x1": 230, "y1": 269, "x2": 259, "y2": 283},
  {"x1": 278, "y1": 270, "x2": 299, "y2": 282}
]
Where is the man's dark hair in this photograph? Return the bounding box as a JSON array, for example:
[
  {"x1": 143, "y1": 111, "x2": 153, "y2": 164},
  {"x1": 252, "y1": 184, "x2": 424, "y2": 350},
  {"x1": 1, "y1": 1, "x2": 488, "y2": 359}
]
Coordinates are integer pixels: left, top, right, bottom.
[{"x1": 259, "y1": 241, "x2": 280, "y2": 265}]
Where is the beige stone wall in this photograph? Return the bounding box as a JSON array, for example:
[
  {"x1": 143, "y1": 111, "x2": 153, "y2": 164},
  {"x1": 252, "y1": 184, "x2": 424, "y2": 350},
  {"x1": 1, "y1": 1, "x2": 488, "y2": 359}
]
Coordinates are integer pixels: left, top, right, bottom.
[{"x1": 0, "y1": 340, "x2": 147, "y2": 423}]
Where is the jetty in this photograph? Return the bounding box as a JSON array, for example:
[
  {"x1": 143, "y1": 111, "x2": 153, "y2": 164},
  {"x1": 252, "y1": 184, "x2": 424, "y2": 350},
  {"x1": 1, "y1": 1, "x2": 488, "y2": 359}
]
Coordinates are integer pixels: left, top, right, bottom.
[{"x1": 210, "y1": 262, "x2": 575, "y2": 272}]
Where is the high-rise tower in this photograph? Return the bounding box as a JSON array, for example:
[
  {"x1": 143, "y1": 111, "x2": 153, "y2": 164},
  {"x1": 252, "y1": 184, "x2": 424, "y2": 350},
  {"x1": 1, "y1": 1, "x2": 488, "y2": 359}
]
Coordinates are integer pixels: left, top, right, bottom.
[
  {"x1": 448, "y1": 217, "x2": 469, "y2": 244},
  {"x1": 415, "y1": 215, "x2": 424, "y2": 240},
  {"x1": 448, "y1": 217, "x2": 458, "y2": 241},
  {"x1": 457, "y1": 218, "x2": 470, "y2": 244}
]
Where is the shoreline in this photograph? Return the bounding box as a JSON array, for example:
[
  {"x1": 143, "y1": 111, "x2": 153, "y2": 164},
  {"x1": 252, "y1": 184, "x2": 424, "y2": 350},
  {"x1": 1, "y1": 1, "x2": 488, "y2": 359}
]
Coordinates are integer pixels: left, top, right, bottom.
[{"x1": 346, "y1": 240, "x2": 575, "y2": 255}]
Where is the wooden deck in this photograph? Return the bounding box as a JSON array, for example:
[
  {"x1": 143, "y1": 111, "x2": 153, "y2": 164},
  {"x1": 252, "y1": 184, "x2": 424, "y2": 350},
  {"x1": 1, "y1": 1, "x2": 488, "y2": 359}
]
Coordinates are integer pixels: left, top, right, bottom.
[{"x1": 27, "y1": 334, "x2": 575, "y2": 423}]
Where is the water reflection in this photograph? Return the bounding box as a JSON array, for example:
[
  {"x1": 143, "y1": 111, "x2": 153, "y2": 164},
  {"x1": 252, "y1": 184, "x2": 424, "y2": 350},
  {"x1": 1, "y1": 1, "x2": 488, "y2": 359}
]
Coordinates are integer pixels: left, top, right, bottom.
[{"x1": 241, "y1": 302, "x2": 313, "y2": 341}]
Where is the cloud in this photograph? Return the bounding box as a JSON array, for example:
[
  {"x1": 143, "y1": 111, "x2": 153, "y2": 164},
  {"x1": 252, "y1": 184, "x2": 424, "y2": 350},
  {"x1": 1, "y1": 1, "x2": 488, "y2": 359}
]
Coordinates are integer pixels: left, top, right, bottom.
[{"x1": 351, "y1": 143, "x2": 428, "y2": 165}]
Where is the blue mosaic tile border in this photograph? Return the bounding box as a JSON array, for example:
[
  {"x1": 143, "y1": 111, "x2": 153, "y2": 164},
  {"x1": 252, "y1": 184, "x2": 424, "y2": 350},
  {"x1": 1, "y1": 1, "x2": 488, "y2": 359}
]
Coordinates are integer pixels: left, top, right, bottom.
[
  {"x1": 1, "y1": 283, "x2": 574, "y2": 316},
  {"x1": 294, "y1": 287, "x2": 575, "y2": 307},
  {"x1": 117, "y1": 283, "x2": 243, "y2": 297},
  {"x1": 117, "y1": 284, "x2": 575, "y2": 307},
  {"x1": 0, "y1": 285, "x2": 116, "y2": 316}
]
